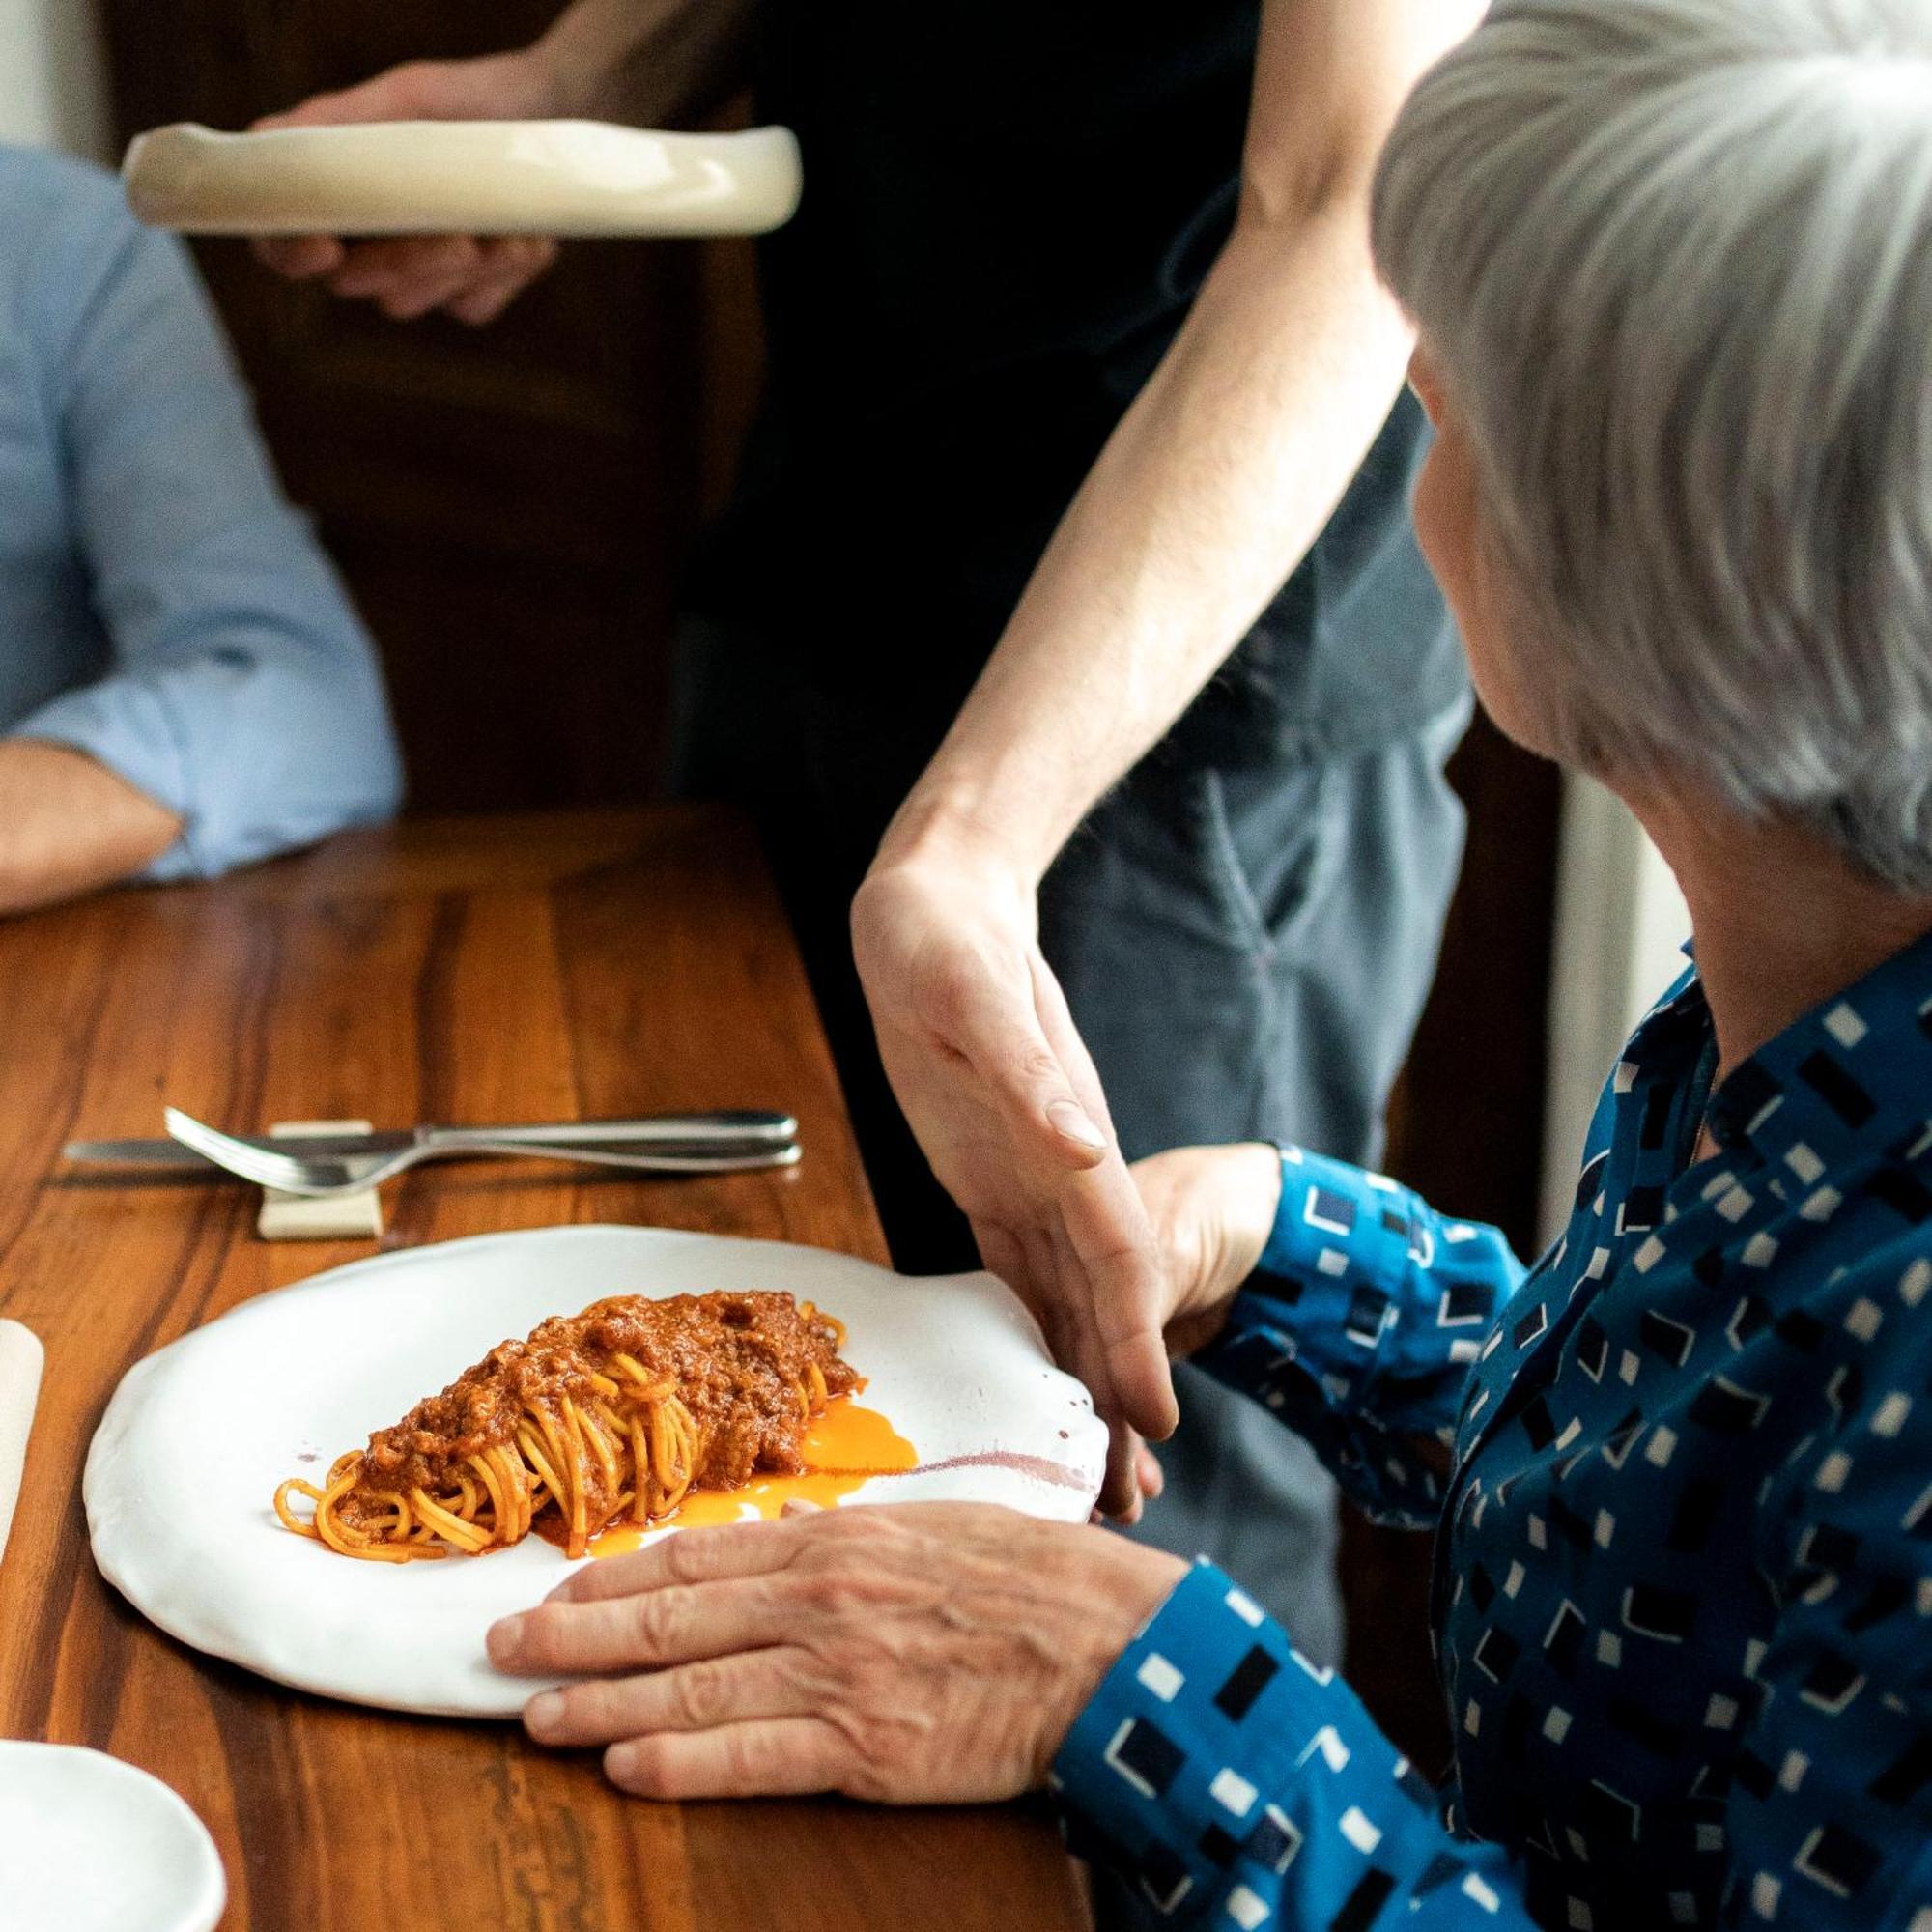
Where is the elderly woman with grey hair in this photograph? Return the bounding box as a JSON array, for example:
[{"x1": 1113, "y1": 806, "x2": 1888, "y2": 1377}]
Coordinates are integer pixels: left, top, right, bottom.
[{"x1": 484, "y1": 2, "x2": 1932, "y2": 1924}]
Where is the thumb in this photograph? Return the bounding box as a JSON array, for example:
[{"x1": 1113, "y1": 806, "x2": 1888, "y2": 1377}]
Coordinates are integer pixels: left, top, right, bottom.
[
  {"x1": 254, "y1": 84, "x2": 405, "y2": 132},
  {"x1": 978, "y1": 1010, "x2": 1111, "y2": 1172},
  {"x1": 929, "y1": 947, "x2": 1112, "y2": 1172},
  {"x1": 253, "y1": 62, "x2": 464, "y2": 131}
]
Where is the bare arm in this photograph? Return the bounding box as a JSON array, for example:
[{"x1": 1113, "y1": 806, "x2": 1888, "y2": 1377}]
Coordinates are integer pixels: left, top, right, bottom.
[
  {"x1": 538, "y1": 0, "x2": 754, "y2": 125},
  {"x1": 853, "y1": 0, "x2": 1485, "y2": 1508},
  {"x1": 0, "y1": 742, "x2": 180, "y2": 916},
  {"x1": 879, "y1": 0, "x2": 1484, "y2": 878}
]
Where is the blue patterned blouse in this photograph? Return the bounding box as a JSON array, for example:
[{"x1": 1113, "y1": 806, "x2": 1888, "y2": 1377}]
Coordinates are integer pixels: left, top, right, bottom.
[{"x1": 1054, "y1": 933, "x2": 1932, "y2": 1930}]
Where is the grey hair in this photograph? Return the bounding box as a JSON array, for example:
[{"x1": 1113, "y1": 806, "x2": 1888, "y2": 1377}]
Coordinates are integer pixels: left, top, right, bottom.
[{"x1": 1372, "y1": 0, "x2": 1932, "y2": 891}]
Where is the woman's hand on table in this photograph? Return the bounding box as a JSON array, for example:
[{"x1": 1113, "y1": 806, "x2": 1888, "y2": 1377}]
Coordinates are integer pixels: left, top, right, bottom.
[
  {"x1": 1131, "y1": 1143, "x2": 1283, "y2": 1357},
  {"x1": 489, "y1": 1504, "x2": 1186, "y2": 1802},
  {"x1": 852, "y1": 842, "x2": 1178, "y2": 1520}
]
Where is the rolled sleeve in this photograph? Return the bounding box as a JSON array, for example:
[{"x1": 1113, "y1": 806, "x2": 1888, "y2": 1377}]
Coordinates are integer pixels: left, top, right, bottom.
[
  {"x1": 19, "y1": 166, "x2": 402, "y2": 879},
  {"x1": 1052, "y1": 1559, "x2": 1529, "y2": 1927}
]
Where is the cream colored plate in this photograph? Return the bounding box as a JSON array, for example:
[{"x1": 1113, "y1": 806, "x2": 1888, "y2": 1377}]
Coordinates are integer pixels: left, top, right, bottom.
[
  {"x1": 86, "y1": 1226, "x2": 1106, "y2": 1718},
  {"x1": 122, "y1": 120, "x2": 802, "y2": 238}
]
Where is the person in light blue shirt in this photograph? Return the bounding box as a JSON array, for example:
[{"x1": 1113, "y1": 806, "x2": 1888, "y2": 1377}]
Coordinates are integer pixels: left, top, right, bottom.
[{"x1": 0, "y1": 142, "x2": 400, "y2": 913}]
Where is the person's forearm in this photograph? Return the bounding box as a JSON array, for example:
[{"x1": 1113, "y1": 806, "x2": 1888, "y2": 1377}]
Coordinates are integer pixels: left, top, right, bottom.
[
  {"x1": 883, "y1": 202, "x2": 1414, "y2": 880},
  {"x1": 536, "y1": 0, "x2": 755, "y2": 127},
  {"x1": 0, "y1": 741, "x2": 181, "y2": 915}
]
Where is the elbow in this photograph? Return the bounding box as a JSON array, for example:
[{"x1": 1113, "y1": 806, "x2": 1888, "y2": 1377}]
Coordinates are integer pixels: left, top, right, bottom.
[
  {"x1": 368, "y1": 729, "x2": 407, "y2": 824},
  {"x1": 1233, "y1": 137, "x2": 1378, "y2": 243}
]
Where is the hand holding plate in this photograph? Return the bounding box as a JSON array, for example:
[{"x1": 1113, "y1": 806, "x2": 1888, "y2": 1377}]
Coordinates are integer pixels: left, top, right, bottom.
[
  {"x1": 251, "y1": 52, "x2": 563, "y2": 325},
  {"x1": 851, "y1": 851, "x2": 1179, "y2": 1519}
]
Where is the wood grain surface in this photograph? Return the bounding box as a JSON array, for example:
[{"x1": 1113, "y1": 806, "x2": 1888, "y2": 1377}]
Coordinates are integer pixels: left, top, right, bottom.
[{"x1": 0, "y1": 810, "x2": 1090, "y2": 1932}]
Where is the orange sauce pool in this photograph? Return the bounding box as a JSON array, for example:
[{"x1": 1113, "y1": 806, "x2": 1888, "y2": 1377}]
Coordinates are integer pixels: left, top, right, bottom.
[{"x1": 589, "y1": 1397, "x2": 918, "y2": 1556}]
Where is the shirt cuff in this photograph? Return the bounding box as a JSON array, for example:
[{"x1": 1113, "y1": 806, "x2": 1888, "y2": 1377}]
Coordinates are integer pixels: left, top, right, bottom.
[
  {"x1": 1052, "y1": 1559, "x2": 1391, "y2": 1923},
  {"x1": 7, "y1": 681, "x2": 198, "y2": 880}
]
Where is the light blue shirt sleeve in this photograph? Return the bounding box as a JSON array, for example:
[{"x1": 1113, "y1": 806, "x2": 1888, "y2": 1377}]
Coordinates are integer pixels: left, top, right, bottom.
[{"x1": 8, "y1": 159, "x2": 401, "y2": 878}]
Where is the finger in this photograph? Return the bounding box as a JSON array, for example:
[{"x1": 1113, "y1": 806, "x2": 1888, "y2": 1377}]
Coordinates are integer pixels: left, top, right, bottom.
[
  {"x1": 446, "y1": 238, "x2": 557, "y2": 326},
  {"x1": 971, "y1": 1216, "x2": 1035, "y2": 1300},
  {"x1": 604, "y1": 1719, "x2": 848, "y2": 1802},
  {"x1": 253, "y1": 72, "x2": 436, "y2": 132},
  {"x1": 1019, "y1": 1226, "x2": 1065, "y2": 1357},
  {"x1": 1048, "y1": 1222, "x2": 1132, "y2": 1511},
  {"x1": 1031, "y1": 1221, "x2": 1104, "y2": 1400},
  {"x1": 1028, "y1": 952, "x2": 1121, "y2": 1132},
  {"x1": 487, "y1": 1574, "x2": 793, "y2": 1676},
  {"x1": 328, "y1": 235, "x2": 484, "y2": 310},
  {"x1": 524, "y1": 1645, "x2": 821, "y2": 1747},
  {"x1": 252, "y1": 235, "x2": 345, "y2": 280},
  {"x1": 1098, "y1": 1421, "x2": 1159, "y2": 1524},
  {"x1": 1101, "y1": 1424, "x2": 1144, "y2": 1525},
  {"x1": 1136, "y1": 1439, "x2": 1166, "y2": 1503},
  {"x1": 940, "y1": 952, "x2": 1110, "y2": 1173},
  {"x1": 544, "y1": 1519, "x2": 804, "y2": 1605},
  {"x1": 1060, "y1": 1159, "x2": 1179, "y2": 1441},
  {"x1": 375, "y1": 239, "x2": 496, "y2": 322}
]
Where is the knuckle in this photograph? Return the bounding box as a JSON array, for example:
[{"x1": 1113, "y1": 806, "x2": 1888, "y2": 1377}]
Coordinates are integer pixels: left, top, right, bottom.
[
  {"x1": 669, "y1": 1658, "x2": 731, "y2": 1729},
  {"x1": 721, "y1": 1726, "x2": 764, "y2": 1786},
  {"x1": 1010, "y1": 1043, "x2": 1064, "y2": 1093},
  {"x1": 821, "y1": 1504, "x2": 895, "y2": 1546},
  {"x1": 794, "y1": 1568, "x2": 857, "y2": 1617},
  {"x1": 829, "y1": 1703, "x2": 918, "y2": 1789},
  {"x1": 625, "y1": 1591, "x2": 672, "y2": 1657},
  {"x1": 658, "y1": 1528, "x2": 714, "y2": 1584},
  {"x1": 917, "y1": 974, "x2": 969, "y2": 1038}
]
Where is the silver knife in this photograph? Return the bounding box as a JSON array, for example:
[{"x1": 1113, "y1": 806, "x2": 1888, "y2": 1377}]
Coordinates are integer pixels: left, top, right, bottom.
[{"x1": 64, "y1": 1111, "x2": 798, "y2": 1170}]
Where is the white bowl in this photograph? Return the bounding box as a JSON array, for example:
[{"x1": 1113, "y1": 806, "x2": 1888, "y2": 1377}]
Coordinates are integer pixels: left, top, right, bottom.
[{"x1": 0, "y1": 1743, "x2": 224, "y2": 1932}]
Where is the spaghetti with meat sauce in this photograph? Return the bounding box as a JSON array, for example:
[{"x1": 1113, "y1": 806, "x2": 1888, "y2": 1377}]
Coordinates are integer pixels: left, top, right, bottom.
[{"x1": 273, "y1": 1291, "x2": 860, "y2": 1561}]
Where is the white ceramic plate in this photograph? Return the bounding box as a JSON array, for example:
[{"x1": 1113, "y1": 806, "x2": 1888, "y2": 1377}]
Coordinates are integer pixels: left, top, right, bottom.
[
  {"x1": 0, "y1": 1743, "x2": 225, "y2": 1932},
  {"x1": 122, "y1": 120, "x2": 802, "y2": 238},
  {"x1": 87, "y1": 1226, "x2": 1105, "y2": 1718}
]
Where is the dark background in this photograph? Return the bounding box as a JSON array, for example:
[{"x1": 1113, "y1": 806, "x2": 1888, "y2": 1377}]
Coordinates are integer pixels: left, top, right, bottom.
[{"x1": 98, "y1": 0, "x2": 1564, "y2": 1768}]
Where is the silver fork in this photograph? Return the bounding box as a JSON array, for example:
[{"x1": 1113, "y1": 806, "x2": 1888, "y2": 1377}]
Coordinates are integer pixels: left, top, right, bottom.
[{"x1": 162, "y1": 1106, "x2": 802, "y2": 1198}]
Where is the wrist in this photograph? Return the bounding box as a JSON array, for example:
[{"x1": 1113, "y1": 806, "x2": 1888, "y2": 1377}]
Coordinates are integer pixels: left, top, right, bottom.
[
  {"x1": 1223, "y1": 1142, "x2": 1284, "y2": 1289},
  {"x1": 1037, "y1": 1534, "x2": 1189, "y2": 1780},
  {"x1": 537, "y1": 0, "x2": 753, "y2": 125},
  {"x1": 1152, "y1": 1143, "x2": 1283, "y2": 1358},
  {"x1": 872, "y1": 781, "x2": 1059, "y2": 892},
  {"x1": 530, "y1": 4, "x2": 630, "y2": 117}
]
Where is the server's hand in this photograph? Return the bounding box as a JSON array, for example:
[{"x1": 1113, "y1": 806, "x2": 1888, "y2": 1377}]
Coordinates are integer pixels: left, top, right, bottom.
[
  {"x1": 852, "y1": 844, "x2": 1179, "y2": 1518},
  {"x1": 250, "y1": 52, "x2": 564, "y2": 326}
]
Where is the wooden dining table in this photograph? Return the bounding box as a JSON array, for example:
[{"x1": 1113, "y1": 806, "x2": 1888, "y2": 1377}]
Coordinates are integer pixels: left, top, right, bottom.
[{"x1": 0, "y1": 809, "x2": 1093, "y2": 1932}]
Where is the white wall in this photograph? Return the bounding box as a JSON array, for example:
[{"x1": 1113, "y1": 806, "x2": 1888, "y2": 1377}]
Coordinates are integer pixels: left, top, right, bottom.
[
  {"x1": 1539, "y1": 774, "x2": 1690, "y2": 1241},
  {"x1": 0, "y1": 0, "x2": 111, "y2": 161}
]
